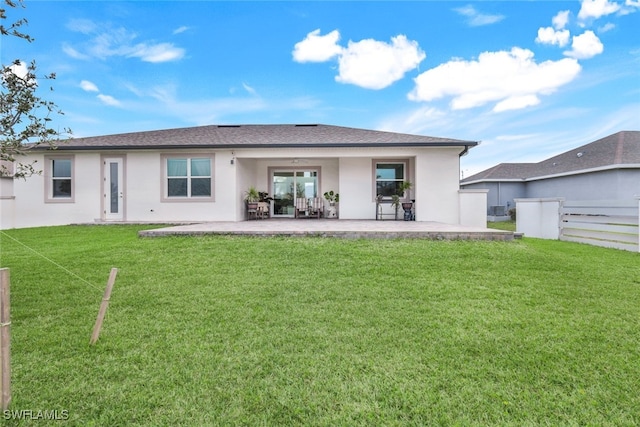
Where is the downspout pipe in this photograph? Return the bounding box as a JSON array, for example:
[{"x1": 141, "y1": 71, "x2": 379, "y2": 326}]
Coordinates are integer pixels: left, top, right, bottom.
[{"x1": 458, "y1": 142, "x2": 479, "y2": 157}]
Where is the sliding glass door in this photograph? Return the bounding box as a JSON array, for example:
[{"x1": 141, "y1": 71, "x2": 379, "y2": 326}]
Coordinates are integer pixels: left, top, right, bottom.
[{"x1": 272, "y1": 170, "x2": 318, "y2": 216}]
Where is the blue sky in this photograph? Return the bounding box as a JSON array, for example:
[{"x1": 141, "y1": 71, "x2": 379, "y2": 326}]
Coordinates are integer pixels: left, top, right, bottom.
[{"x1": 3, "y1": 0, "x2": 639, "y2": 176}]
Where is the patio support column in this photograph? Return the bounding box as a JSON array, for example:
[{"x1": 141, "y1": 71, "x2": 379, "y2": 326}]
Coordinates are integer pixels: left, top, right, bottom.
[{"x1": 415, "y1": 149, "x2": 460, "y2": 223}]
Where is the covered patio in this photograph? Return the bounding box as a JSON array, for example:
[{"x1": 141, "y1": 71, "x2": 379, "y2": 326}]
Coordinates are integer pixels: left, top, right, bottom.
[{"x1": 138, "y1": 219, "x2": 514, "y2": 240}]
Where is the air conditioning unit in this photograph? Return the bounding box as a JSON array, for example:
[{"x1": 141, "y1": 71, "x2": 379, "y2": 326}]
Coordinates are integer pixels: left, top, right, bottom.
[{"x1": 489, "y1": 205, "x2": 507, "y2": 216}]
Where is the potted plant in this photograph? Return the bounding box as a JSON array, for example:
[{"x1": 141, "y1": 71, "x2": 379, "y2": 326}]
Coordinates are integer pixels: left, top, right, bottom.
[
  {"x1": 323, "y1": 190, "x2": 339, "y2": 218},
  {"x1": 397, "y1": 181, "x2": 413, "y2": 220},
  {"x1": 323, "y1": 190, "x2": 339, "y2": 205},
  {"x1": 244, "y1": 186, "x2": 260, "y2": 211},
  {"x1": 258, "y1": 191, "x2": 273, "y2": 203},
  {"x1": 390, "y1": 194, "x2": 402, "y2": 220}
]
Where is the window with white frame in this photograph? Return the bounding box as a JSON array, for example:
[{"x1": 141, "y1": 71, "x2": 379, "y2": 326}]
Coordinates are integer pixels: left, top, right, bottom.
[
  {"x1": 374, "y1": 161, "x2": 407, "y2": 199},
  {"x1": 163, "y1": 155, "x2": 213, "y2": 200},
  {"x1": 45, "y1": 155, "x2": 74, "y2": 202}
]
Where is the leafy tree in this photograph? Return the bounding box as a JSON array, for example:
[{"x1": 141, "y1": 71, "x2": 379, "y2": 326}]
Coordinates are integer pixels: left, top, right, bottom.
[{"x1": 1, "y1": 0, "x2": 70, "y2": 178}]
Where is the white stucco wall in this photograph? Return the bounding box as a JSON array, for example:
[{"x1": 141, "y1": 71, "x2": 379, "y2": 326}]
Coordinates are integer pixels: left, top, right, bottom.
[
  {"x1": 10, "y1": 152, "x2": 103, "y2": 228},
  {"x1": 0, "y1": 177, "x2": 15, "y2": 230},
  {"x1": 459, "y1": 189, "x2": 489, "y2": 228},
  {"x1": 339, "y1": 157, "x2": 374, "y2": 219},
  {"x1": 236, "y1": 157, "x2": 256, "y2": 221},
  {"x1": 515, "y1": 198, "x2": 563, "y2": 239},
  {"x1": 2, "y1": 145, "x2": 477, "y2": 228},
  {"x1": 415, "y1": 148, "x2": 461, "y2": 223},
  {"x1": 125, "y1": 150, "x2": 239, "y2": 223}
]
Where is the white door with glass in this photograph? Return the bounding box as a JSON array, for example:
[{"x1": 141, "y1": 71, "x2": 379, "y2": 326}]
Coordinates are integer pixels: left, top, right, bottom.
[
  {"x1": 272, "y1": 170, "x2": 318, "y2": 217},
  {"x1": 104, "y1": 157, "x2": 124, "y2": 221}
]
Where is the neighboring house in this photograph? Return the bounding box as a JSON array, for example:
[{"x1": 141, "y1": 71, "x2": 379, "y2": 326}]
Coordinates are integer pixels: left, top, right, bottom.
[
  {"x1": 460, "y1": 131, "x2": 640, "y2": 217},
  {"x1": 0, "y1": 124, "x2": 488, "y2": 229}
]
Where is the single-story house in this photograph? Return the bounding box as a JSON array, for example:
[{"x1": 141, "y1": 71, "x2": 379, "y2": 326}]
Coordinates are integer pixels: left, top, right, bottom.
[
  {"x1": 0, "y1": 123, "x2": 489, "y2": 229},
  {"x1": 460, "y1": 130, "x2": 640, "y2": 217}
]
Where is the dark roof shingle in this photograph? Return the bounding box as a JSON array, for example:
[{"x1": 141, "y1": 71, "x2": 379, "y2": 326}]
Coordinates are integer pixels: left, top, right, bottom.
[
  {"x1": 45, "y1": 124, "x2": 476, "y2": 150},
  {"x1": 462, "y1": 131, "x2": 640, "y2": 183}
]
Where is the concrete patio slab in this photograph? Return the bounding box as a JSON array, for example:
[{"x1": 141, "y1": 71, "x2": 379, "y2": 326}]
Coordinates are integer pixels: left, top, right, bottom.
[{"x1": 138, "y1": 219, "x2": 514, "y2": 240}]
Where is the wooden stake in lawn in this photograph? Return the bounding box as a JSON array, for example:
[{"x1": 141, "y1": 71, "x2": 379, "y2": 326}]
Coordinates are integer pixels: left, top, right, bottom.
[
  {"x1": 0, "y1": 268, "x2": 11, "y2": 410},
  {"x1": 90, "y1": 268, "x2": 118, "y2": 345}
]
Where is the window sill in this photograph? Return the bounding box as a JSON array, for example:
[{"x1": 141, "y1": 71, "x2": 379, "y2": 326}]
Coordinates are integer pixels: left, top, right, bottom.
[
  {"x1": 161, "y1": 197, "x2": 215, "y2": 203},
  {"x1": 45, "y1": 198, "x2": 75, "y2": 204}
]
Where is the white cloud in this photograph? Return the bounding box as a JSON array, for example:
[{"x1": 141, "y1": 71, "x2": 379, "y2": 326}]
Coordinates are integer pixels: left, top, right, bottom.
[
  {"x1": 146, "y1": 85, "x2": 176, "y2": 104},
  {"x1": 578, "y1": 0, "x2": 621, "y2": 21},
  {"x1": 495, "y1": 133, "x2": 541, "y2": 142},
  {"x1": 128, "y1": 42, "x2": 185, "y2": 63},
  {"x1": 116, "y1": 82, "x2": 277, "y2": 126},
  {"x1": 64, "y1": 21, "x2": 185, "y2": 63},
  {"x1": 173, "y1": 26, "x2": 190, "y2": 35},
  {"x1": 97, "y1": 94, "x2": 121, "y2": 107},
  {"x1": 536, "y1": 10, "x2": 572, "y2": 47},
  {"x1": 83, "y1": 27, "x2": 136, "y2": 59},
  {"x1": 2, "y1": 61, "x2": 38, "y2": 91},
  {"x1": 564, "y1": 30, "x2": 604, "y2": 59},
  {"x1": 292, "y1": 29, "x2": 342, "y2": 62},
  {"x1": 408, "y1": 47, "x2": 581, "y2": 113},
  {"x1": 494, "y1": 95, "x2": 541, "y2": 113},
  {"x1": 62, "y1": 44, "x2": 90, "y2": 60},
  {"x1": 454, "y1": 5, "x2": 505, "y2": 26},
  {"x1": 293, "y1": 30, "x2": 425, "y2": 90},
  {"x1": 242, "y1": 82, "x2": 257, "y2": 96},
  {"x1": 335, "y1": 35, "x2": 425, "y2": 90},
  {"x1": 598, "y1": 22, "x2": 616, "y2": 32},
  {"x1": 7, "y1": 61, "x2": 29, "y2": 80},
  {"x1": 80, "y1": 80, "x2": 99, "y2": 92},
  {"x1": 66, "y1": 18, "x2": 98, "y2": 34},
  {"x1": 376, "y1": 105, "x2": 454, "y2": 137},
  {"x1": 138, "y1": 84, "x2": 269, "y2": 126},
  {"x1": 536, "y1": 27, "x2": 570, "y2": 47},
  {"x1": 553, "y1": 10, "x2": 571, "y2": 29}
]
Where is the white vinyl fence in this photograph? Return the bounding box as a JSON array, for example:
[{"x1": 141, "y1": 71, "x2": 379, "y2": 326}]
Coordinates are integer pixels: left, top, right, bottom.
[{"x1": 515, "y1": 198, "x2": 640, "y2": 252}]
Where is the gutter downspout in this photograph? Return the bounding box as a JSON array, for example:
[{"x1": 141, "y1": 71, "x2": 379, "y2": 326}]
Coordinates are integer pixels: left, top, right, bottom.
[{"x1": 458, "y1": 142, "x2": 478, "y2": 157}]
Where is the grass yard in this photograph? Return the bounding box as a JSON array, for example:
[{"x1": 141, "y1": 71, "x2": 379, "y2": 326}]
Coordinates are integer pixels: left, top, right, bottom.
[
  {"x1": 486, "y1": 220, "x2": 516, "y2": 232},
  {"x1": 0, "y1": 225, "x2": 638, "y2": 426}
]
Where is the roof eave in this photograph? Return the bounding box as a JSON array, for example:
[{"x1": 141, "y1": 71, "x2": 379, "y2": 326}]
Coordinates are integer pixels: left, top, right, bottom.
[
  {"x1": 461, "y1": 178, "x2": 527, "y2": 185},
  {"x1": 462, "y1": 163, "x2": 640, "y2": 184},
  {"x1": 34, "y1": 141, "x2": 479, "y2": 151},
  {"x1": 524, "y1": 163, "x2": 640, "y2": 181}
]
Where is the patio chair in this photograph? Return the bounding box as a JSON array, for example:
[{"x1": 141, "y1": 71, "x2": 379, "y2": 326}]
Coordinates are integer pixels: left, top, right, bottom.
[
  {"x1": 257, "y1": 201, "x2": 270, "y2": 219},
  {"x1": 309, "y1": 197, "x2": 324, "y2": 218},
  {"x1": 294, "y1": 198, "x2": 308, "y2": 218},
  {"x1": 246, "y1": 201, "x2": 259, "y2": 220}
]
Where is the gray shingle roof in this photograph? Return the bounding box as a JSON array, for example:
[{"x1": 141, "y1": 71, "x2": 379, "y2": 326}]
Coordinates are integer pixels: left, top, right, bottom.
[
  {"x1": 462, "y1": 130, "x2": 640, "y2": 183},
  {"x1": 43, "y1": 124, "x2": 476, "y2": 150}
]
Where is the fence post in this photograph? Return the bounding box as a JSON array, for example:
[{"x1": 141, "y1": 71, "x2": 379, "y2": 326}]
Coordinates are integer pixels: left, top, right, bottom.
[
  {"x1": 637, "y1": 197, "x2": 640, "y2": 253},
  {"x1": 557, "y1": 198, "x2": 564, "y2": 240},
  {"x1": 0, "y1": 268, "x2": 11, "y2": 410},
  {"x1": 90, "y1": 268, "x2": 118, "y2": 345}
]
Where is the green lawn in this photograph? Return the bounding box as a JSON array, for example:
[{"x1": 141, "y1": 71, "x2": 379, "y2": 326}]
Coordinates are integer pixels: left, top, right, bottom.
[
  {"x1": 0, "y1": 225, "x2": 638, "y2": 426},
  {"x1": 487, "y1": 220, "x2": 516, "y2": 232}
]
